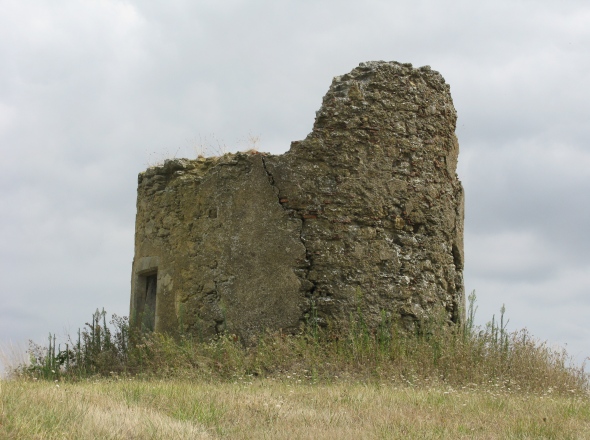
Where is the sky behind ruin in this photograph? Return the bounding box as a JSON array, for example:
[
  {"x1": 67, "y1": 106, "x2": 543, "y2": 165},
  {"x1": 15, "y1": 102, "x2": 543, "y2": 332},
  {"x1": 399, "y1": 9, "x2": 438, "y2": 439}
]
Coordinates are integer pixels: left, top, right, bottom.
[{"x1": 1, "y1": 0, "x2": 589, "y2": 372}]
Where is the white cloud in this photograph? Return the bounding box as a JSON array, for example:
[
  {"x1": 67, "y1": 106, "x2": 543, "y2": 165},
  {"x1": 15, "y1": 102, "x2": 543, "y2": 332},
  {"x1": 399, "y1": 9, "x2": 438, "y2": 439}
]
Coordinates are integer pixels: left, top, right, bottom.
[
  {"x1": 466, "y1": 231, "x2": 556, "y2": 281},
  {"x1": 0, "y1": 102, "x2": 16, "y2": 135}
]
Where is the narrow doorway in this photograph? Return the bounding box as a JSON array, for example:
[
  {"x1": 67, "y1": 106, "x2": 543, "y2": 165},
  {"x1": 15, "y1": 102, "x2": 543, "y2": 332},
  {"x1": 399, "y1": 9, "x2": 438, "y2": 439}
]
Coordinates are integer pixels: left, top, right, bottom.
[{"x1": 137, "y1": 272, "x2": 157, "y2": 331}]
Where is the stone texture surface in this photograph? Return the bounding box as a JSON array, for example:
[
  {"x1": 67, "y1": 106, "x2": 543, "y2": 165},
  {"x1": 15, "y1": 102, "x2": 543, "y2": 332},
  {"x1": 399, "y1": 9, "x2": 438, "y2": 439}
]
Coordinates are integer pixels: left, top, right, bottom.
[{"x1": 130, "y1": 61, "x2": 464, "y2": 341}]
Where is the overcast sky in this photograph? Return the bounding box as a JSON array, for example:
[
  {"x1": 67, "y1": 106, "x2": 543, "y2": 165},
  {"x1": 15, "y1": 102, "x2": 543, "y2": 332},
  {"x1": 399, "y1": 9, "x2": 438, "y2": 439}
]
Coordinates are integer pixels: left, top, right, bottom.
[{"x1": 1, "y1": 0, "x2": 589, "y2": 373}]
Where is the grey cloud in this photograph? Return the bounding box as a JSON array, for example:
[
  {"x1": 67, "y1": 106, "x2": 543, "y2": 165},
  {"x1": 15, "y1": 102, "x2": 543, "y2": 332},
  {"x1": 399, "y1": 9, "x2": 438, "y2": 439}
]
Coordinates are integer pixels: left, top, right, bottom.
[
  {"x1": 1, "y1": 0, "x2": 589, "y2": 369},
  {"x1": 459, "y1": 141, "x2": 590, "y2": 267}
]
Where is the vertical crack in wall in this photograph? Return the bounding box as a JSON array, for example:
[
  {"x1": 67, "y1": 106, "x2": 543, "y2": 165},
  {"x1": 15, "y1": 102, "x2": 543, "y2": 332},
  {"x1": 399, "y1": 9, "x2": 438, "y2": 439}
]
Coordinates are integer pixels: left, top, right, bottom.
[{"x1": 260, "y1": 155, "x2": 317, "y2": 313}]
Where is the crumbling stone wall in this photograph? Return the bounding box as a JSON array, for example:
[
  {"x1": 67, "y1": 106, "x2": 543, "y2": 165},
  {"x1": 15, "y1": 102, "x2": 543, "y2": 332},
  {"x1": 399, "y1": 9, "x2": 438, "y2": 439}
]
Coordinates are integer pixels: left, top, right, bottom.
[{"x1": 131, "y1": 61, "x2": 464, "y2": 341}]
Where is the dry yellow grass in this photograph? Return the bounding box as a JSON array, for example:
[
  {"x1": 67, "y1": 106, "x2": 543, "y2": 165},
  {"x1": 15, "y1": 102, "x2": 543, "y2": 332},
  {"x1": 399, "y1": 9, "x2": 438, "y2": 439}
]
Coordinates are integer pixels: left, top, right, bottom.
[
  {"x1": 4, "y1": 295, "x2": 588, "y2": 438},
  {"x1": 2, "y1": 377, "x2": 589, "y2": 439}
]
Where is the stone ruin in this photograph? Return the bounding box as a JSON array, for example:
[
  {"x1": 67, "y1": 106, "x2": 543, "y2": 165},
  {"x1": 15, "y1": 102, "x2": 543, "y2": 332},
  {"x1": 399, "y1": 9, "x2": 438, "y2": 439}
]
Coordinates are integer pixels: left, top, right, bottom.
[{"x1": 130, "y1": 61, "x2": 464, "y2": 341}]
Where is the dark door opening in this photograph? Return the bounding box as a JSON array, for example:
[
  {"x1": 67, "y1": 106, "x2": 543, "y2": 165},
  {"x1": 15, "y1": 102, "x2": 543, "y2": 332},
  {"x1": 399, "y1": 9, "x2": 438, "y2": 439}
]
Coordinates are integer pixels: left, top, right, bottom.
[{"x1": 140, "y1": 273, "x2": 157, "y2": 331}]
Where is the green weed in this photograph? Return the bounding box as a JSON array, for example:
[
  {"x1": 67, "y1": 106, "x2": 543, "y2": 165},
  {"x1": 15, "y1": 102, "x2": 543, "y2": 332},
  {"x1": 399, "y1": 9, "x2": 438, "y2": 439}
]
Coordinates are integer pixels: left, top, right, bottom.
[{"x1": 9, "y1": 292, "x2": 589, "y2": 397}]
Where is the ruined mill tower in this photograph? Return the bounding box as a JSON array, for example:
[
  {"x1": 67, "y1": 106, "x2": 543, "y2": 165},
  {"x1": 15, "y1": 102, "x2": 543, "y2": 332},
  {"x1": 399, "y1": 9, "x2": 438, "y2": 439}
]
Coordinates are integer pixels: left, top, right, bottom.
[{"x1": 130, "y1": 61, "x2": 464, "y2": 341}]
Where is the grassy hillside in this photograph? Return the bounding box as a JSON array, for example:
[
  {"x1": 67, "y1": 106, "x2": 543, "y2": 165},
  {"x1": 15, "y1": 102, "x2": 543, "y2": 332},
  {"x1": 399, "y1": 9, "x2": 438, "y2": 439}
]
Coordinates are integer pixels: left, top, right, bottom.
[
  {"x1": 1, "y1": 293, "x2": 588, "y2": 438},
  {"x1": 2, "y1": 378, "x2": 589, "y2": 439}
]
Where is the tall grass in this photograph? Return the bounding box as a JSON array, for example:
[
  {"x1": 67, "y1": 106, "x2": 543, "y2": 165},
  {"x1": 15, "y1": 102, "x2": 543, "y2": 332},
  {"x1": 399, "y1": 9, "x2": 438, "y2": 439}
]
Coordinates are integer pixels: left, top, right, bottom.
[
  {"x1": 4, "y1": 379, "x2": 589, "y2": 439},
  {"x1": 23, "y1": 309, "x2": 129, "y2": 380},
  {"x1": 9, "y1": 292, "x2": 589, "y2": 396}
]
